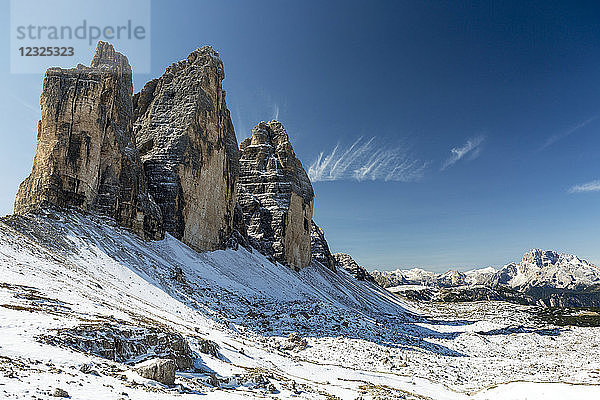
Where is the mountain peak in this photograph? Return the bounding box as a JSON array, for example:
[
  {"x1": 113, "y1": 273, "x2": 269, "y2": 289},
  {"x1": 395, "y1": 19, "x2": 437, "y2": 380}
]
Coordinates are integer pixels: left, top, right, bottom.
[
  {"x1": 90, "y1": 41, "x2": 131, "y2": 73},
  {"x1": 162, "y1": 45, "x2": 225, "y2": 78},
  {"x1": 521, "y1": 249, "x2": 560, "y2": 267},
  {"x1": 237, "y1": 120, "x2": 314, "y2": 270}
]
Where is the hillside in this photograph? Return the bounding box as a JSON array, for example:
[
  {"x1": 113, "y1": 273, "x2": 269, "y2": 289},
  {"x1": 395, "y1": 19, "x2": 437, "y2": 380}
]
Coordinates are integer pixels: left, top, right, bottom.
[{"x1": 1, "y1": 211, "x2": 600, "y2": 399}]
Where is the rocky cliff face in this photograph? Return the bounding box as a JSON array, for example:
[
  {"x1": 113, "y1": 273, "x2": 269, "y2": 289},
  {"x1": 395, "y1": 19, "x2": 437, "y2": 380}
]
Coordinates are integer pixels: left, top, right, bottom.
[
  {"x1": 499, "y1": 249, "x2": 600, "y2": 292},
  {"x1": 14, "y1": 42, "x2": 162, "y2": 240},
  {"x1": 333, "y1": 253, "x2": 375, "y2": 283},
  {"x1": 133, "y1": 46, "x2": 240, "y2": 251},
  {"x1": 310, "y1": 221, "x2": 336, "y2": 271},
  {"x1": 237, "y1": 121, "x2": 314, "y2": 270},
  {"x1": 521, "y1": 249, "x2": 560, "y2": 267},
  {"x1": 14, "y1": 43, "x2": 320, "y2": 263}
]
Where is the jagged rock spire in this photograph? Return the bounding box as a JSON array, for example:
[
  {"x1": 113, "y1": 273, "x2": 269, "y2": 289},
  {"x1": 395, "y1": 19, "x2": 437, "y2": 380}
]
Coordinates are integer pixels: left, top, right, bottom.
[
  {"x1": 14, "y1": 41, "x2": 162, "y2": 240},
  {"x1": 237, "y1": 121, "x2": 314, "y2": 270},
  {"x1": 133, "y1": 46, "x2": 240, "y2": 251},
  {"x1": 311, "y1": 220, "x2": 336, "y2": 271},
  {"x1": 333, "y1": 253, "x2": 376, "y2": 282}
]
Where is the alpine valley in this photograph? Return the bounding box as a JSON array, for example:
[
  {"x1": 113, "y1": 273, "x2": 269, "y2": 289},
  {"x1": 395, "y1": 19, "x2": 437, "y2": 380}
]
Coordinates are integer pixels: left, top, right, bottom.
[{"x1": 1, "y1": 42, "x2": 600, "y2": 400}]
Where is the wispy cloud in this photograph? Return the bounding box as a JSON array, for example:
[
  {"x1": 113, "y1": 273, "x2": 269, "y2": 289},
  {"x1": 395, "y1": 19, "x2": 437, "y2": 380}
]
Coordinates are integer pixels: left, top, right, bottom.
[
  {"x1": 568, "y1": 180, "x2": 600, "y2": 194},
  {"x1": 440, "y1": 136, "x2": 485, "y2": 171},
  {"x1": 540, "y1": 116, "x2": 597, "y2": 150},
  {"x1": 308, "y1": 137, "x2": 427, "y2": 182},
  {"x1": 272, "y1": 104, "x2": 280, "y2": 121}
]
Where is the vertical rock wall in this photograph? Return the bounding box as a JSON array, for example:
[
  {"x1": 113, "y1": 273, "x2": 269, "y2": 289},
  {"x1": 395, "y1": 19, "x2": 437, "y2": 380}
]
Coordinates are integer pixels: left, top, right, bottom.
[
  {"x1": 14, "y1": 42, "x2": 162, "y2": 240},
  {"x1": 237, "y1": 121, "x2": 314, "y2": 270},
  {"x1": 132, "y1": 46, "x2": 240, "y2": 251},
  {"x1": 15, "y1": 42, "x2": 323, "y2": 264}
]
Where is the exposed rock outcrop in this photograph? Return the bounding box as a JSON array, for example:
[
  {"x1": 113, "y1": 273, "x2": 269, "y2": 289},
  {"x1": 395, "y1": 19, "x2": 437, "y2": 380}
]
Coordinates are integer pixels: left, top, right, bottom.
[
  {"x1": 133, "y1": 46, "x2": 240, "y2": 251},
  {"x1": 134, "y1": 358, "x2": 176, "y2": 385},
  {"x1": 310, "y1": 220, "x2": 336, "y2": 271},
  {"x1": 39, "y1": 323, "x2": 196, "y2": 371},
  {"x1": 14, "y1": 42, "x2": 162, "y2": 240},
  {"x1": 52, "y1": 388, "x2": 69, "y2": 398},
  {"x1": 14, "y1": 42, "x2": 322, "y2": 264},
  {"x1": 333, "y1": 253, "x2": 375, "y2": 283},
  {"x1": 237, "y1": 121, "x2": 314, "y2": 270}
]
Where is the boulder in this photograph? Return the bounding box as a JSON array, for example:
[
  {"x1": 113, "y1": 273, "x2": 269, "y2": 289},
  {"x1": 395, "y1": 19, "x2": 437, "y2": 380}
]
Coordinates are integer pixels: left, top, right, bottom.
[
  {"x1": 283, "y1": 332, "x2": 308, "y2": 351},
  {"x1": 197, "y1": 338, "x2": 220, "y2": 357},
  {"x1": 52, "y1": 388, "x2": 69, "y2": 398},
  {"x1": 14, "y1": 41, "x2": 162, "y2": 240},
  {"x1": 133, "y1": 46, "x2": 240, "y2": 251},
  {"x1": 134, "y1": 358, "x2": 175, "y2": 386},
  {"x1": 237, "y1": 121, "x2": 314, "y2": 270}
]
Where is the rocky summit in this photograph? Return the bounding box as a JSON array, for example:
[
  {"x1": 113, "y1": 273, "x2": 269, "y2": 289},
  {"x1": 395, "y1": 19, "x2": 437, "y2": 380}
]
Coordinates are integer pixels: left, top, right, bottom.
[
  {"x1": 14, "y1": 42, "x2": 162, "y2": 240},
  {"x1": 133, "y1": 46, "x2": 240, "y2": 252},
  {"x1": 310, "y1": 220, "x2": 336, "y2": 271},
  {"x1": 237, "y1": 121, "x2": 314, "y2": 270},
  {"x1": 14, "y1": 42, "x2": 328, "y2": 271},
  {"x1": 333, "y1": 253, "x2": 376, "y2": 282}
]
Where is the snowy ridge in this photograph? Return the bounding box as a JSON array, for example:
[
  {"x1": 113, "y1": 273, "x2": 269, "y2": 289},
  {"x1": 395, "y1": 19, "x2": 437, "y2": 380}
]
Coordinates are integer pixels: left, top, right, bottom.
[
  {"x1": 375, "y1": 250, "x2": 600, "y2": 292},
  {"x1": 1, "y1": 212, "x2": 600, "y2": 399},
  {"x1": 374, "y1": 250, "x2": 600, "y2": 307}
]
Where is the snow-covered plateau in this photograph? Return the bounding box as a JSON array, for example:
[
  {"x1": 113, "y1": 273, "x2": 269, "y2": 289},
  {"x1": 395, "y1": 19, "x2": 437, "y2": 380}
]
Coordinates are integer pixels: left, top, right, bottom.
[{"x1": 1, "y1": 211, "x2": 599, "y2": 399}]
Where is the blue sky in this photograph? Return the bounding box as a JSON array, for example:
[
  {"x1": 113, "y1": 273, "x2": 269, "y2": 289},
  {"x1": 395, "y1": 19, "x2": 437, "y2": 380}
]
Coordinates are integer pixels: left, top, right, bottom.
[{"x1": 1, "y1": 1, "x2": 600, "y2": 271}]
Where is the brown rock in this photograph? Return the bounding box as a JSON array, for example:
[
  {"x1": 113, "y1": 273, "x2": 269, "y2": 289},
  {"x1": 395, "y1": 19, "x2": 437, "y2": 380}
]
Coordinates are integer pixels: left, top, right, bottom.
[
  {"x1": 133, "y1": 46, "x2": 240, "y2": 251},
  {"x1": 14, "y1": 41, "x2": 162, "y2": 240},
  {"x1": 237, "y1": 121, "x2": 314, "y2": 270}
]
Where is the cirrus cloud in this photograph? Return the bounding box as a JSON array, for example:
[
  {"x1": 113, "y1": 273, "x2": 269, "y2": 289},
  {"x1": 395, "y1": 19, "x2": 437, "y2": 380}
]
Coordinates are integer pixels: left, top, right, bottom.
[
  {"x1": 440, "y1": 136, "x2": 485, "y2": 171},
  {"x1": 568, "y1": 180, "x2": 600, "y2": 194},
  {"x1": 308, "y1": 137, "x2": 427, "y2": 182},
  {"x1": 540, "y1": 116, "x2": 597, "y2": 150}
]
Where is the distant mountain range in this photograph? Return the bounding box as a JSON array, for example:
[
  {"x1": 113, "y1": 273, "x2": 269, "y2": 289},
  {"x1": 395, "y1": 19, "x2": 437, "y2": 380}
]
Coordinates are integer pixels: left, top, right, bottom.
[{"x1": 371, "y1": 249, "x2": 600, "y2": 307}]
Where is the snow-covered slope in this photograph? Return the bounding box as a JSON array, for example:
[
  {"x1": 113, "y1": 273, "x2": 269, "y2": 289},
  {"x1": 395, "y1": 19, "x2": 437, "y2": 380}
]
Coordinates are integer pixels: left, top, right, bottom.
[
  {"x1": 372, "y1": 267, "x2": 489, "y2": 288},
  {"x1": 370, "y1": 268, "x2": 439, "y2": 287},
  {"x1": 464, "y1": 266, "x2": 498, "y2": 285},
  {"x1": 1, "y1": 211, "x2": 600, "y2": 399}
]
